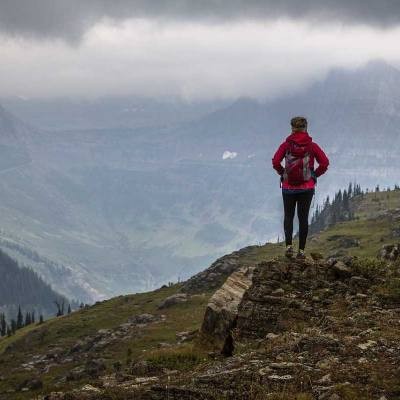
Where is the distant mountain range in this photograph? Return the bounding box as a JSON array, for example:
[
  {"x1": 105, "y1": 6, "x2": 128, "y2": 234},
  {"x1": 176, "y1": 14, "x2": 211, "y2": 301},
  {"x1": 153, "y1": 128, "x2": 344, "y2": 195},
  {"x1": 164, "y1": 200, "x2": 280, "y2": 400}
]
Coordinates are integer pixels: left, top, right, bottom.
[
  {"x1": 0, "y1": 60, "x2": 399, "y2": 302},
  {"x1": 0, "y1": 96, "x2": 228, "y2": 131}
]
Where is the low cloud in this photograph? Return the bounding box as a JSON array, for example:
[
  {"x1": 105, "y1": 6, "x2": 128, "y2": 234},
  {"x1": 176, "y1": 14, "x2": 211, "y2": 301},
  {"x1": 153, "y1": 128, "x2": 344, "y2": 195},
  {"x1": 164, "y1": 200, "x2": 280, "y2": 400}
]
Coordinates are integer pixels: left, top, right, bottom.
[
  {"x1": 1, "y1": 1, "x2": 400, "y2": 42},
  {"x1": 0, "y1": 20, "x2": 399, "y2": 100}
]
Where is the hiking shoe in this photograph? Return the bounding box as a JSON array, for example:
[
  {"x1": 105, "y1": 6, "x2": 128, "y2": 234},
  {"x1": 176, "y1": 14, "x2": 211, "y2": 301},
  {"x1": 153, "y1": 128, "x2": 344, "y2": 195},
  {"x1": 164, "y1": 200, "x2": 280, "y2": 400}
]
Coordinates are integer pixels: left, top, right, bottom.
[
  {"x1": 285, "y1": 245, "x2": 294, "y2": 259},
  {"x1": 296, "y1": 250, "x2": 306, "y2": 260}
]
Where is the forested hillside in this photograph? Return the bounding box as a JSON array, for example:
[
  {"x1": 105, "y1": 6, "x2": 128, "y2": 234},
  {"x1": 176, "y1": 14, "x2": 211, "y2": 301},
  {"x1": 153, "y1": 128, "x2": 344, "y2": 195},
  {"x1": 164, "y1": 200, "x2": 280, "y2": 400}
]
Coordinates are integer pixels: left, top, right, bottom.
[{"x1": 0, "y1": 250, "x2": 70, "y2": 321}]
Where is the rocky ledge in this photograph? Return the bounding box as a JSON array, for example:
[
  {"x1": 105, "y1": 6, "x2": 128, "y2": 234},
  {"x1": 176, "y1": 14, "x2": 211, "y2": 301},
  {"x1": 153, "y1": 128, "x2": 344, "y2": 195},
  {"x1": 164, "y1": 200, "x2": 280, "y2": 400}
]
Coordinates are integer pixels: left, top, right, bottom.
[{"x1": 186, "y1": 256, "x2": 400, "y2": 399}]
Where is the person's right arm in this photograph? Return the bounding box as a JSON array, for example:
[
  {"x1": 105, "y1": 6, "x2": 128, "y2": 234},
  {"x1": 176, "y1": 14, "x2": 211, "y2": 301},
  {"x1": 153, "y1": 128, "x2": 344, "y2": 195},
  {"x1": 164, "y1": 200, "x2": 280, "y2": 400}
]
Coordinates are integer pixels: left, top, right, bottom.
[{"x1": 312, "y1": 143, "x2": 329, "y2": 177}]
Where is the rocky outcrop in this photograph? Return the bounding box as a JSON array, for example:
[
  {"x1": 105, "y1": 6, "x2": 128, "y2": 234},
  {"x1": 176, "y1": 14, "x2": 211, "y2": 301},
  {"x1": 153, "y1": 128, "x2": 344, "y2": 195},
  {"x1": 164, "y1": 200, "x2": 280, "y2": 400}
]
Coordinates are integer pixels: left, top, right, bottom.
[
  {"x1": 189, "y1": 256, "x2": 400, "y2": 398},
  {"x1": 182, "y1": 245, "x2": 260, "y2": 293},
  {"x1": 201, "y1": 266, "x2": 254, "y2": 342},
  {"x1": 236, "y1": 258, "x2": 372, "y2": 338}
]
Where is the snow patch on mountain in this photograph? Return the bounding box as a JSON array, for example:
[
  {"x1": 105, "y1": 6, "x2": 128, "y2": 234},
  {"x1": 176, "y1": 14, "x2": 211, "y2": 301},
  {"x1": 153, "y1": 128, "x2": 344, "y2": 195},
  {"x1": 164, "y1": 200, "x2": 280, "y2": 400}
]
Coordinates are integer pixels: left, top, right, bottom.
[{"x1": 222, "y1": 151, "x2": 238, "y2": 160}]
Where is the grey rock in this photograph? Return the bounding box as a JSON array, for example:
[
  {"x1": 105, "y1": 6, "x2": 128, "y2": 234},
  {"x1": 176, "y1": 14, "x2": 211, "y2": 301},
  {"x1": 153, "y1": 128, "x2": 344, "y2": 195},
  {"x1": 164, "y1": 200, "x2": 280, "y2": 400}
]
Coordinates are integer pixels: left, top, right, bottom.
[
  {"x1": 128, "y1": 313, "x2": 158, "y2": 324},
  {"x1": 332, "y1": 261, "x2": 352, "y2": 278},
  {"x1": 158, "y1": 293, "x2": 188, "y2": 309}
]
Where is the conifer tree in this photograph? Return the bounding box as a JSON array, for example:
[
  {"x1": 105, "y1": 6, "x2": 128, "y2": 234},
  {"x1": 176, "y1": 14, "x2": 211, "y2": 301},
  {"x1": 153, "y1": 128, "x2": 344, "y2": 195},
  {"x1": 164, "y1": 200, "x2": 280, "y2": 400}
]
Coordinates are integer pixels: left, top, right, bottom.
[
  {"x1": 0, "y1": 313, "x2": 6, "y2": 336},
  {"x1": 11, "y1": 319, "x2": 17, "y2": 334},
  {"x1": 24, "y1": 312, "x2": 31, "y2": 327},
  {"x1": 54, "y1": 300, "x2": 65, "y2": 317},
  {"x1": 16, "y1": 306, "x2": 23, "y2": 329}
]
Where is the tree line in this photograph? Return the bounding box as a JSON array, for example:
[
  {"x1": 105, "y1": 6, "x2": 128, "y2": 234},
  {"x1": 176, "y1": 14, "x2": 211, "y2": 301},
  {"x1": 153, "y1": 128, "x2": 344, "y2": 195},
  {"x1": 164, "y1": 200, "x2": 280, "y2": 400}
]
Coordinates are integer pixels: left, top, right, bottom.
[
  {"x1": 0, "y1": 300, "x2": 76, "y2": 337},
  {"x1": 0, "y1": 248, "x2": 79, "y2": 333},
  {"x1": 309, "y1": 182, "x2": 400, "y2": 234}
]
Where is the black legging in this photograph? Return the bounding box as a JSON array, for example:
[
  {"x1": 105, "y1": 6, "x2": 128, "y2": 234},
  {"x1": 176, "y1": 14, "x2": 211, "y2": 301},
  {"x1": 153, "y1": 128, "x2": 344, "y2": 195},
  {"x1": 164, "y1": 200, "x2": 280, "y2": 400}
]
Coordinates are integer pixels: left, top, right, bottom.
[{"x1": 282, "y1": 190, "x2": 314, "y2": 250}]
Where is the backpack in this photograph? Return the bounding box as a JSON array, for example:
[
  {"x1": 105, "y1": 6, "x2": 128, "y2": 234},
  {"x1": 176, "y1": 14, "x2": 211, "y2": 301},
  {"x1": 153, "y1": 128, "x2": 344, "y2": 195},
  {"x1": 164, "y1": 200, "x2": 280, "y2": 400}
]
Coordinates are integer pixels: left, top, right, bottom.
[{"x1": 283, "y1": 141, "x2": 313, "y2": 185}]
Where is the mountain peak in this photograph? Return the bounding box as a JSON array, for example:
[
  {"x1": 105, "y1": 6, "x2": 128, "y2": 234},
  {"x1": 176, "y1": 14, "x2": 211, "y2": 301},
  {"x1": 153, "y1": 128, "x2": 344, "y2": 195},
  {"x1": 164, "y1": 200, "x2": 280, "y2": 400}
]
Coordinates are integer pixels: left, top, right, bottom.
[{"x1": 363, "y1": 58, "x2": 400, "y2": 74}]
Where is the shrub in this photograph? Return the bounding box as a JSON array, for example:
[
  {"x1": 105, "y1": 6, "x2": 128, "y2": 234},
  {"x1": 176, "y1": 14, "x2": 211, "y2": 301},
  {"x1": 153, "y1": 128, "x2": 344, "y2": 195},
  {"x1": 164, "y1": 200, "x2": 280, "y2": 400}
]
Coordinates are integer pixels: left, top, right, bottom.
[
  {"x1": 145, "y1": 345, "x2": 205, "y2": 371},
  {"x1": 351, "y1": 258, "x2": 387, "y2": 279}
]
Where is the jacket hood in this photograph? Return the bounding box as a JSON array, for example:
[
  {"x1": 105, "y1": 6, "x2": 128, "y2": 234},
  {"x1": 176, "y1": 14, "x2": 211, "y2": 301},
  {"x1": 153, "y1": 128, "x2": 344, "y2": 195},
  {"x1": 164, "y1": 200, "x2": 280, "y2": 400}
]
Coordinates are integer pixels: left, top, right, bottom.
[{"x1": 285, "y1": 131, "x2": 313, "y2": 145}]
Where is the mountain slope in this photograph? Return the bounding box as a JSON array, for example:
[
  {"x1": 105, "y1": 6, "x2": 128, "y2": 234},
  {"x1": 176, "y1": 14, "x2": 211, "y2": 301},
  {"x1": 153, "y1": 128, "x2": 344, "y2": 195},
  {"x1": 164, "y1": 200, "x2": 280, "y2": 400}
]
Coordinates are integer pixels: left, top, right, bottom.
[
  {"x1": 1, "y1": 60, "x2": 400, "y2": 301},
  {"x1": 0, "y1": 188, "x2": 399, "y2": 399}
]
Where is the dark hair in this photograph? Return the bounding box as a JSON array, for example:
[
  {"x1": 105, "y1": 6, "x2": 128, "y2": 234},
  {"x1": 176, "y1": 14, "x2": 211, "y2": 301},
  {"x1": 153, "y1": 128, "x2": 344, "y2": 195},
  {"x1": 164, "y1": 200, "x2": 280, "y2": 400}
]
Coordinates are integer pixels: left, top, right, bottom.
[{"x1": 290, "y1": 116, "x2": 308, "y2": 130}]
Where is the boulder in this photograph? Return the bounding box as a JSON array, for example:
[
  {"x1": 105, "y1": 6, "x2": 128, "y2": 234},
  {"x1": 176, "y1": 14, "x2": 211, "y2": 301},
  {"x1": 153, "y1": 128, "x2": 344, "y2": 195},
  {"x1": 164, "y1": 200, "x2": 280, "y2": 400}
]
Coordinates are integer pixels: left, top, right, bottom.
[
  {"x1": 332, "y1": 261, "x2": 352, "y2": 278},
  {"x1": 201, "y1": 266, "x2": 255, "y2": 342},
  {"x1": 158, "y1": 293, "x2": 188, "y2": 309}
]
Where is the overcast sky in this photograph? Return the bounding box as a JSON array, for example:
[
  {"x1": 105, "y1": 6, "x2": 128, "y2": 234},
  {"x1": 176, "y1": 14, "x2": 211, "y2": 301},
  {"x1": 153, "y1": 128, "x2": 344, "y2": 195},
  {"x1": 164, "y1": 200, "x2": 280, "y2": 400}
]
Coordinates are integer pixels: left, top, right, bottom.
[{"x1": 1, "y1": 1, "x2": 400, "y2": 100}]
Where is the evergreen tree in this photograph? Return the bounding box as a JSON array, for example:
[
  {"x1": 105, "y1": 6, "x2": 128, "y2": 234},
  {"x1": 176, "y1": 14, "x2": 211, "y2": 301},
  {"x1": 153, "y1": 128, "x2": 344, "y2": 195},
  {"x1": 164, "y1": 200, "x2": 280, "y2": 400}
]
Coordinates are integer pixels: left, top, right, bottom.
[
  {"x1": 67, "y1": 304, "x2": 72, "y2": 314},
  {"x1": 54, "y1": 300, "x2": 65, "y2": 317},
  {"x1": 11, "y1": 319, "x2": 17, "y2": 334},
  {"x1": 39, "y1": 314, "x2": 44, "y2": 324},
  {"x1": 0, "y1": 313, "x2": 7, "y2": 336},
  {"x1": 16, "y1": 306, "x2": 23, "y2": 330},
  {"x1": 348, "y1": 182, "x2": 353, "y2": 197},
  {"x1": 24, "y1": 312, "x2": 31, "y2": 327}
]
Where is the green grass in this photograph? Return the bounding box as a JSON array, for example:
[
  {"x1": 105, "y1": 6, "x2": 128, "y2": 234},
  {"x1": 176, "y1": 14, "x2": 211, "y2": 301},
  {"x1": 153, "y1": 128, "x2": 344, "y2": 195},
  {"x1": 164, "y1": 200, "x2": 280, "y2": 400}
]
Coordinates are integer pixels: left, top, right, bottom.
[
  {"x1": 144, "y1": 344, "x2": 206, "y2": 371},
  {"x1": 0, "y1": 284, "x2": 211, "y2": 399}
]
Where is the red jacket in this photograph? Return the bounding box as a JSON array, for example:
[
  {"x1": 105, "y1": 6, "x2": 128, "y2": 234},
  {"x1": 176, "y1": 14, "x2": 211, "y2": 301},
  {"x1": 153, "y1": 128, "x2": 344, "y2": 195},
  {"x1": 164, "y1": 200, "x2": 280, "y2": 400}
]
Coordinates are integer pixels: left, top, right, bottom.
[{"x1": 272, "y1": 131, "x2": 329, "y2": 190}]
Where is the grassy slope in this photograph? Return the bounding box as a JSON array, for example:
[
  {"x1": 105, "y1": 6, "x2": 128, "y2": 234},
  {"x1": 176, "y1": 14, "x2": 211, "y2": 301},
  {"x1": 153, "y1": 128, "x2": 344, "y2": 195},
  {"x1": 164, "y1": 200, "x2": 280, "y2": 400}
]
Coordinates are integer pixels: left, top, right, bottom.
[{"x1": 0, "y1": 190, "x2": 399, "y2": 399}]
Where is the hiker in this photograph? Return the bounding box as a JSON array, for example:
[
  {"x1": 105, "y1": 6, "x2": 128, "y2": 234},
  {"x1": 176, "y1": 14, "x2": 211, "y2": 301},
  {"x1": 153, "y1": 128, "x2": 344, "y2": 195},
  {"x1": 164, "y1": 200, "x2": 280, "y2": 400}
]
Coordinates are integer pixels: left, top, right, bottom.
[{"x1": 272, "y1": 117, "x2": 329, "y2": 259}]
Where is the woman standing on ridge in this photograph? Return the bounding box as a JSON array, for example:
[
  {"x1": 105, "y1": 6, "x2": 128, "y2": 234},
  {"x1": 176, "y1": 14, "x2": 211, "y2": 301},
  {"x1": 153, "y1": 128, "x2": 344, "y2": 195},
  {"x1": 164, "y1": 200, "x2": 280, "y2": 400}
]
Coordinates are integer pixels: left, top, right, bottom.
[{"x1": 272, "y1": 117, "x2": 329, "y2": 259}]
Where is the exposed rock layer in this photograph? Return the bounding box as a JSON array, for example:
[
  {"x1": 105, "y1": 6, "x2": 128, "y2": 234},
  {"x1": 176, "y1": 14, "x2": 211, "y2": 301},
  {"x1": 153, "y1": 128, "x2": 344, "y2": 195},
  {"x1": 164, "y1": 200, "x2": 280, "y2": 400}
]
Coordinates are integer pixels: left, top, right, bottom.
[{"x1": 201, "y1": 266, "x2": 254, "y2": 341}]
